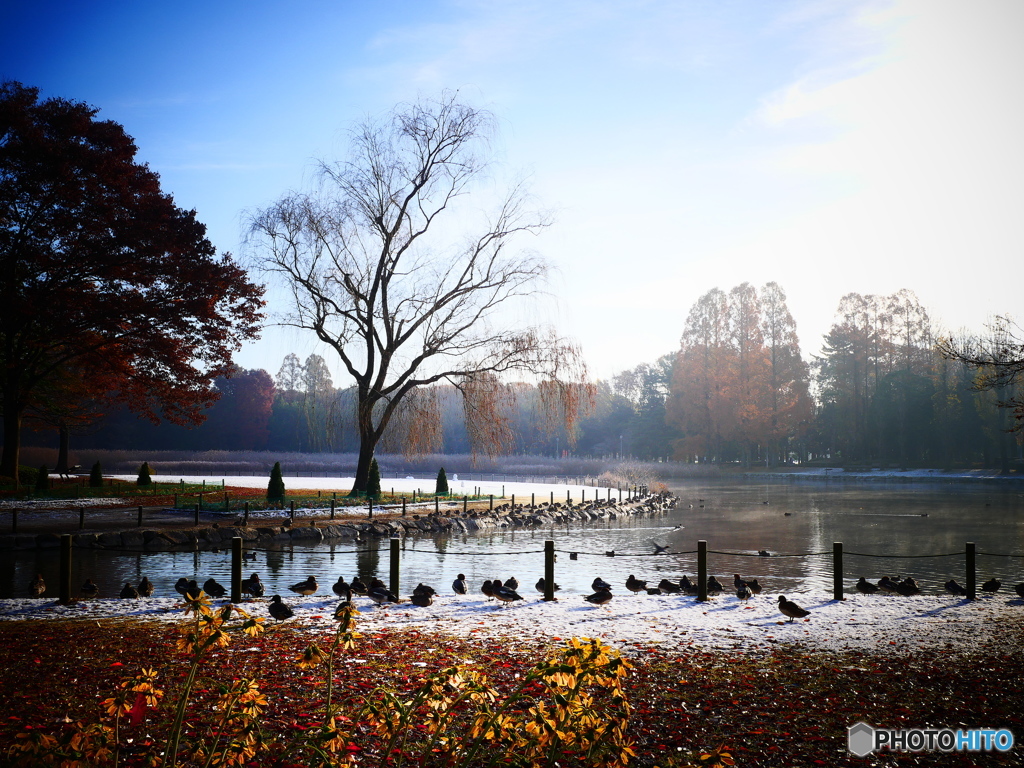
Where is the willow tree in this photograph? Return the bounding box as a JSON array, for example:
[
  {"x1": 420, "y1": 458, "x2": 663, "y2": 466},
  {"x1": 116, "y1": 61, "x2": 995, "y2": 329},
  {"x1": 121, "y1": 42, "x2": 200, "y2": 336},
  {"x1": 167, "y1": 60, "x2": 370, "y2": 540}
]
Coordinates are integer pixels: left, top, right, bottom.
[{"x1": 249, "y1": 93, "x2": 589, "y2": 495}]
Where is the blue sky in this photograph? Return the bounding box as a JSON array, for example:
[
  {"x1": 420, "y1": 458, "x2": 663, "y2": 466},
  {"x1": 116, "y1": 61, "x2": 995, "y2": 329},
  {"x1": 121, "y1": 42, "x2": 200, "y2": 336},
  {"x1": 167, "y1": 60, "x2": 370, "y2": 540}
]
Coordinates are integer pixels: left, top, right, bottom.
[{"x1": 4, "y1": 0, "x2": 1022, "y2": 382}]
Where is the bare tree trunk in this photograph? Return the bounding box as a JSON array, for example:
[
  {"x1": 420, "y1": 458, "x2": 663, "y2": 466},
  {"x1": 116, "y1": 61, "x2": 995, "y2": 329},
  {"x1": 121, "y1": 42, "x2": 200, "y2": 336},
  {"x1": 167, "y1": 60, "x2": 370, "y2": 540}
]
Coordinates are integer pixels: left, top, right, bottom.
[
  {"x1": 55, "y1": 422, "x2": 71, "y2": 477},
  {"x1": 1, "y1": 396, "x2": 21, "y2": 482}
]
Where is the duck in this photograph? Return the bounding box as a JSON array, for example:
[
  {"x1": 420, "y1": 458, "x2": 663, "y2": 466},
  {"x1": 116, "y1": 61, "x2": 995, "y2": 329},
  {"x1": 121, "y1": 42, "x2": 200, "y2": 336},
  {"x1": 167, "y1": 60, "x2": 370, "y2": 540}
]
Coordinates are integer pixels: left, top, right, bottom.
[
  {"x1": 657, "y1": 578, "x2": 681, "y2": 594},
  {"x1": 877, "y1": 576, "x2": 900, "y2": 595},
  {"x1": 137, "y1": 577, "x2": 154, "y2": 597},
  {"x1": 503, "y1": 576, "x2": 519, "y2": 591},
  {"x1": 332, "y1": 577, "x2": 351, "y2": 598},
  {"x1": 736, "y1": 583, "x2": 752, "y2": 600},
  {"x1": 592, "y1": 577, "x2": 612, "y2": 592},
  {"x1": 679, "y1": 575, "x2": 696, "y2": 594},
  {"x1": 491, "y1": 582, "x2": 524, "y2": 606},
  {"x1": 535, "y1": 577, "x2": 561, "y2": 593},
  {"x1": 481, "y1": 580, "x2": 495, "y2": 601},
  {"x1": 185, "y1": 580, "x2": 202, "y2": 599},
  {"x1": 203, "y1": 578, "x2": 227, "y2": 598},
  {"x1": 945, "y1": 579, "x2": 967, "y2": 596},
  {"x1": 80, "y1": 578, "x2": 99, "y2": 598},
  {"x1": 895, "y1": 577, "x2": 921, "y2": 596},
  {"x1": 452, "y1": 574, "x2": 468, "y2": 595},
  {"x1": 1014, "y1": 583, "x2": 1024, "y2": 599},
  {"x1": 29, "y1": 574, "x2": 45, "y2": 597},
  {"x1": 334, "y1": 588, "x2": 355, "y2": 614},
  {"x1": 412, "y1": 583, "x2": 437, "y2": 598},
  {"x1": 174, "y1": 577, "x2": 190, "y2": 596},
  {"x1": 268, "y1": 594, "x2": 294, "y2": 622},
  {"x1": 350, "y1": 577, "x2": 368, "y2": 595},
  {"x1": 856, "y1": 577, "x2": 879, "y2": 594},
  {"x1": 367, "y1": 584, "x2": 399, "y2": 607},
  {"x1": 120, "y1": 582, "x2": 140, "y2": 599},
  {"x1": 778, "y1": 595, "x2": 810, "y2": 622},
  {"x1": 706, "y1": 576, "x2": 724, "y2": 594},
  {"x1": 242, "y1": 573, "x2": 265, "y2": 599},
  {"x1": 584, "y1": 589, "x2": 613, "y2": 606},
  {"x1": 745, "y1": 578, "x2": 763, "y2": 594},
  {"x1": 288, "y1": 576, "x2": 318, "y2": 596},
  {"x1": 569, "y1": 552, "x2": 578, "y2": 560},
  {"x1": 758, "y1": 550, "x2": 772, "y2": 557},
  {"x1": 982, "y1": 578, "x2": 1001, "y2": 593},
  {"x1": 625, "y1": 574, "x2": 647, "y2": 595},
  {"x1": 243, "y1": 551, "x2": 257, "y2": 561},
  {"x1": 409, "y1": 591, "x2": 433, "y2": 607}
]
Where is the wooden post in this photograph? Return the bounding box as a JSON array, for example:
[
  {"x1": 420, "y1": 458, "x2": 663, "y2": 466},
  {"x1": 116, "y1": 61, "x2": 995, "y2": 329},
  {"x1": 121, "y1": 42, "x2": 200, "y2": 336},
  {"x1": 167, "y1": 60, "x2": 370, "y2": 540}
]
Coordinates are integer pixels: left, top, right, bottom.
[
  {"x1": 544, "y1": 540, "x2": 556, "y2": 601},
  {"x1": 512, "y1": 494, "x2": 515, "y2": 509},
  {"x1": 79, "y1": 507, "x2": 85, "y2": 529},
  {"x1": 550, "y1": 491, "x2": 554, "y2": 506},
  {"x1": 435, "y1": 496, "x2": 439, "y2": 514},
  {"x1": 368, "y1": 497, "x2": 373, "y2": 519},
  {"x1": 531, "y1": 492, "x2": 535, "y2": 508},
  {"x1": 697, "y1": 540, "x2": 708, "y2": 602},
  {"x1": 567, "y1": 490, "x2": 571, "y2": 503},
  {"x1": 224, "y1": 492, "x2": 229, "y2": 512},
  {"x1": 390, "y1": 538, "x2": 400, "y2": 598},
  {"x1": 583, "y1": 489, "x2": 586, "y2": 503},
  {"x1": 463, "y1": 495, "x2": 467, "y2": 514},
  {"x1": 833, "y1": 542, "x2": 844, "y2": 600},
  {"x1": 194, "y1": 505, "x2": 200, "y2": 526},
  {"x1": 402, "y1": 498, "x2": 406, "y2": 517},
  {"x1": 330, "y1": 499, "x2": 336, "y2": 519},
  {"x1": 231, "y1": 537, "x2": 242, "y2": 603},
  {"x1": 59, "y1": 534, "x2": 72, "y2": 604},
  {"x1": 137, "y1": 506, "x2": 143, "y2": 527},
  {"x1": 290, "y1": 500, "x2": 295, "y2": 522},
  {"x1": 198, "y1": 492, "x2": 203, "y2": 510},
  {"x1": 489, "y1": 494, "x2": 493, "y2": 510},
  {"x1": 966, "y1": 542, "x2": 976, "y2": 600},
  {"x1": 244, "y1": 501, "x2": 249, "y2": 525}
]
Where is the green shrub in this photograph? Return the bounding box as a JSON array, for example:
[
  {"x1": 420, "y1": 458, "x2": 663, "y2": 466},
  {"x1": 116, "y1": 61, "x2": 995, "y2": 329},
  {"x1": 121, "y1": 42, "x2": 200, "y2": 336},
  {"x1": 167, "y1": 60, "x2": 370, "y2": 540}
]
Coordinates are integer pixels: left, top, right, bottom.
[
  {"x1": 436, "y1": 466, "x2": 449, "y2": 496},
  {"x1": 367, "y1": 457, "x2": 381, "y2": 499},
  {"x1": 267, "y1": 461, "x2": 285, "y2": 503},
  {"x1": 137, "y1": 461, "x2": 153, "y2": 486},
  {"x1": 89, "y1": 461, "x2": 103, "y2": 488},
  {"x1": 18, "y1": 465, "x2": 38, "y2": 488}
]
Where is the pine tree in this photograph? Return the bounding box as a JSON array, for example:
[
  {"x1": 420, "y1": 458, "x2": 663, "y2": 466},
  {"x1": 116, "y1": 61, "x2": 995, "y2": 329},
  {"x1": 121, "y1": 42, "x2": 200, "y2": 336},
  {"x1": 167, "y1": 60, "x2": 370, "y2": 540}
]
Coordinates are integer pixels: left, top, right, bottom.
[
  {"x1": 35, "y1": 464, "x2": 49, "y2": 492},
  {"x1": 137, "y1": 461, "x2": 153, "y2": 486},
  {"x1": 89, "y1": 461, "x2": 103, "y2": 488},
  {"x1": 435, "y1": 466, "x2": 449, "y2": 496},
  {"x1": 267, "y1": 461, "x2": 286, "y2": 503},
  {"x1": 367, "y1": 458, "x2": 381, "y2": 499}
]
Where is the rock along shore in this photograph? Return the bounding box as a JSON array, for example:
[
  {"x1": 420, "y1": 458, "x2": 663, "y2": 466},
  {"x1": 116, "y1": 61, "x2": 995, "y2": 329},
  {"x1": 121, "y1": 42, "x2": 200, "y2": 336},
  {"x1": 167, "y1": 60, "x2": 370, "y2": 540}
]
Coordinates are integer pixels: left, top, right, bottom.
[{"x1": 0, "y1": 493, "x2": 678, "y2": 552}]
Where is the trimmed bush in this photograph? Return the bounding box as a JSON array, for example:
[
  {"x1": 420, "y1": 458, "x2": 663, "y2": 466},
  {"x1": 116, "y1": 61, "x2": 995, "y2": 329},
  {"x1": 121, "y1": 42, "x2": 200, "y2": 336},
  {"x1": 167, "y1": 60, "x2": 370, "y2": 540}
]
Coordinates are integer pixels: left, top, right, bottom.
[
  {"x1": 267, "y1": 461, "x2": 285, "y2": 503},
  {"x1": 367, "y1": 457, "x2": 381, "y2": 499},
  {"x1": 435, "y1": 466, "x2": 449, "y2": 496},
  {"x1": 18, "y1": 465, "x2": 38, "y2": 488},
  {"x1": 137, "y1": 461, "x2": 153, "y2": 486},
  {"x1": 89, "y1": 461, "x2": 103, "y2": 488}
]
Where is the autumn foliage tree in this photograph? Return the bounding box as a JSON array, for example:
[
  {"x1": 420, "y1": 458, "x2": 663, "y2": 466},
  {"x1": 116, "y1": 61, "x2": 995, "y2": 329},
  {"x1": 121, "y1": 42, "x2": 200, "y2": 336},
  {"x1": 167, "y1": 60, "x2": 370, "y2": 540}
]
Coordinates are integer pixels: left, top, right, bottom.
[
  {"x1": 0, "y1": 81, "x2": 265, "y2": 479},
  {"x1": 249, "y1": 92, "x2": 590, "y2": 495}
]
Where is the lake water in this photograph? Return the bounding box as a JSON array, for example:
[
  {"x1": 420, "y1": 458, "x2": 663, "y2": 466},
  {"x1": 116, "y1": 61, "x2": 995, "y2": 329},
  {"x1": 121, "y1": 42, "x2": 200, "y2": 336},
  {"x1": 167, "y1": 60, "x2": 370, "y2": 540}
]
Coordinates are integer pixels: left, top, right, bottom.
[{"x1": 4, "y1": 480, "x2": 1023, "y2": 601}]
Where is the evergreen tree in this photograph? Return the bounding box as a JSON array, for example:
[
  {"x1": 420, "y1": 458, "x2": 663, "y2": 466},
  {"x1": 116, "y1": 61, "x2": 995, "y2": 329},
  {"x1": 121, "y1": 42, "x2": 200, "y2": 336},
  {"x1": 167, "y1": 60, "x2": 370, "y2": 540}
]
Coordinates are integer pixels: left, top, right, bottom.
[
  {"x1": 89, "y1": 461, "x2": 103, "y2": 488},
  {"x1": 35, "y1": 464, "x2": 49, "y2": 492},
  {"x1": 267, "y1": 461, "x2": 285, "y2": 503},
  {"x1": 367, "y1": 457, "x2": 381, "y2": 499},
  {"x1": 137, "y1": 461, "x2": 153, "y2": 486},
  {"x1": 435, "y1": 466, "x2": 449, "y2": 496}
]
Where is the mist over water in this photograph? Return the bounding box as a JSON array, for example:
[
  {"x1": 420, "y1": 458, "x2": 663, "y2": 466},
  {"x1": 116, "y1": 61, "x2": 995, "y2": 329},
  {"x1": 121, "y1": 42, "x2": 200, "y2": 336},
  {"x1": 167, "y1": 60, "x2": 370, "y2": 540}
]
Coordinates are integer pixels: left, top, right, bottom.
[{"x1": 3, "y1": 481, "x2": 1023, "y2": 601}]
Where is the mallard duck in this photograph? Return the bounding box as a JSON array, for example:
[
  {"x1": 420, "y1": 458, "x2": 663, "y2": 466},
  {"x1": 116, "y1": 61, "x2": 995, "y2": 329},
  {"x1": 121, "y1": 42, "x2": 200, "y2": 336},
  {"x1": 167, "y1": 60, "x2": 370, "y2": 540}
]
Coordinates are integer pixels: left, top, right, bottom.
[
  {"x1": 120, "y1": 582, "x2": 140, "y2": 599},
  {"x1": 268, "y1": 594, "x2": 294, "y2": 622},
  {"x1": 736, "y1": 583, "x2": 752, "y2": 600},
  {"x1": 945, "y1": 579, "x2": 967, "y2": 596},
  {"x1": 137, "y1": 577, "x2": 154, "y2": 597},
  {"x1": 350, "y1": 577, "x2": 368, "y2": 595},
  {"x1": 334, "y1": 589, "x2": 355, "y2": 615},
  {"x1": 679, "y1": 575, "x2": 696, "y2": 594},
  {"x1": 895, "y1": 577, "x2": 921, "y2": 596},
  {"x1": 706, "y1": 576, "x2": 724, "y2": 594},
  {"x1": 856, "y1": 577, "x2": 879, "y2": 594},
  {"x1": 481, "y1": 580, "x2": 495, "y2": 600},
  {"x1": 584, "y1": 589, "x2": 613, "y2": 606},
  {"x1": 413, "y1": 583, "x2": 437, "y2": 597},
  {"x1": 185, "y1": 580, "x2": 202, "y2": 599},
  {"x1": 203, "y1": 578, "x2": 227, "y2": 598},
  {"x1": 503, "y1": 577, "x2": 519, "y2": 590},
  {"x1": 625, "y1": 574, "x2": 647, "y2": 594},
  {"x1": 745, "y1": 578, "x2": 763, "y2": 594},
  {"x1": 658, "y1": 578, "x2": 681, "y2": 593},
  {"x1": 758, "y1": 550, "x2": 771, "y2": 557},
  {"x1": 29, "y1": 573, "x2": 46, "y2": 598},
  {"x1": 492, "y1": 582, "x2": 523, "y2": 606},
  {"x1": 243, "y1": 551, "x2": 257, "y2": 561},
  {"x1": 288, "y1": 576, "x2": 318, "y2": 596},
  {"x1": 332, "y1": 577, "x2": 350, "y2": 597},
  {"x1": 80, "y1": 579, "x2": 99, "y2": 598},
  {"x1": 174, "y1": 577, "x2": 190, "y2": 596},
  {"x1": 452, "y1": 574, "x2": 467, "y2": 595},
  {"x1": 877, "y1": 576, "x2": 900, "y2": 594},
  {"x1": 1014, "y1": 583, "x2": 1024, "y2": 599},
  {"x1": 592, "y1": 577, "x2": 612, "y2": 592},
  {"x1": 367, "y1": 584, "x2": 398, "y2": 607},
  {"x1": 982, "y1": 578, "x2": 1001, "y2": 593},
  {"x1": 778, "y1": 595, "x2": 809, "y2": 622},
  {"x1": 535, "y1": 577, "x2": 561, "y2": 593},
  {"x1": 410, "y1": 591, "x2": 433, "y2": 607},
  {"x1": 242, "y1": 573, "x2": 264, "y2": 598}
]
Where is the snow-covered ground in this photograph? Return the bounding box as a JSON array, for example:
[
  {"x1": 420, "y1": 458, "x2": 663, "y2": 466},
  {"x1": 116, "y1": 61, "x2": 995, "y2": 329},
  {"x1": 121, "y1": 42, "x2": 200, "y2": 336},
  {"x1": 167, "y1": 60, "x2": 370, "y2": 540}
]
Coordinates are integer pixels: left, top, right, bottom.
[{"x1": 2, "y1": 587, "x2": 1021, "y2": 655}]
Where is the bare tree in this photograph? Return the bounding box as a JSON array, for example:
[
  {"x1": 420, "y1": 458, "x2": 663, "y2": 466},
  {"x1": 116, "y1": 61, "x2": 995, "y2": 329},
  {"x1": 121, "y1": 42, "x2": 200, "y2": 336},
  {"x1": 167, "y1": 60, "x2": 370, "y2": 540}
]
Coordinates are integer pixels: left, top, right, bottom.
[{"x1": 248, "y1": 93, "x2": 588, "y2": 494}]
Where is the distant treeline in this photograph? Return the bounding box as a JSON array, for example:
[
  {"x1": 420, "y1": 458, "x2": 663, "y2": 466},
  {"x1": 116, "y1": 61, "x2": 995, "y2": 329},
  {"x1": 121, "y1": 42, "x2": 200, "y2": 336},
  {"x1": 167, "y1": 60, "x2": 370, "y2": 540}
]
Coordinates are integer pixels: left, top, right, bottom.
[{"x1": 26, "y1": 284, "x2": 1021, "y2": 471}]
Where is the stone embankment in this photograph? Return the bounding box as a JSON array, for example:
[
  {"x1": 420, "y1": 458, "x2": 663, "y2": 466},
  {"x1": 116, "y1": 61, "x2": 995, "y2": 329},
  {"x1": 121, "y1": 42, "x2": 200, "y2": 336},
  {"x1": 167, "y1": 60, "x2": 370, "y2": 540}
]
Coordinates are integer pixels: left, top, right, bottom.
[{"x1": 0, "y1": 493, "x2": 678, "y2": 551}]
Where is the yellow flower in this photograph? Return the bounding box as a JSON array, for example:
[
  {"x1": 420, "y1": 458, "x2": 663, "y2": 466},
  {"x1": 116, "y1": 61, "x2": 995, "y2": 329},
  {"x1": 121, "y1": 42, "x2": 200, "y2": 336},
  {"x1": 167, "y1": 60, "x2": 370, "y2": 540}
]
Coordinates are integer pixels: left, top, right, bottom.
[{"x1": 297, "y1": 642, "x2": 325, "y2": 669}]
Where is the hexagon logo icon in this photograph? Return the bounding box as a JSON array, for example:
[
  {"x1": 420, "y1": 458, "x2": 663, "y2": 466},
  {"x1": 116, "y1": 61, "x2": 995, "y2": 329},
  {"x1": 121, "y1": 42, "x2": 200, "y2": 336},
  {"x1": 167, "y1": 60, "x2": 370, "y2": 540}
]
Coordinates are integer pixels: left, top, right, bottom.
[{"x1": 848, "y1": 722, "x2": 875, "y2": 756}]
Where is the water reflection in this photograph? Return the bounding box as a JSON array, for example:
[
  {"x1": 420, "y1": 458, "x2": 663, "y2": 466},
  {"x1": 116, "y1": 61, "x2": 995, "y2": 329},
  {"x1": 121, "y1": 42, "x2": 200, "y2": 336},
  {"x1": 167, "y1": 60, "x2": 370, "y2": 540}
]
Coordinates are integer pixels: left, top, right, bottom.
[{"x1": 2, "y1": 481, "x2": 1022, "y2": 601}]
